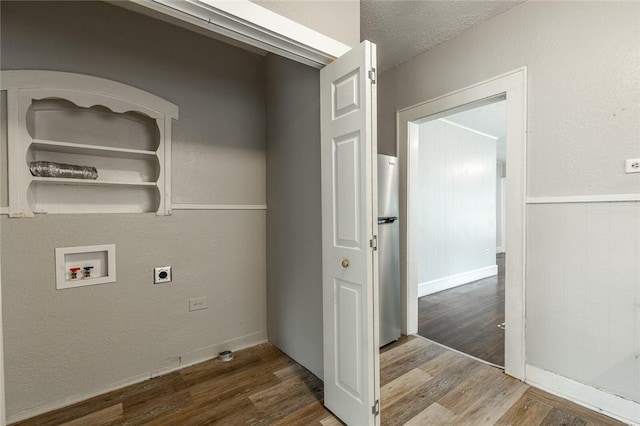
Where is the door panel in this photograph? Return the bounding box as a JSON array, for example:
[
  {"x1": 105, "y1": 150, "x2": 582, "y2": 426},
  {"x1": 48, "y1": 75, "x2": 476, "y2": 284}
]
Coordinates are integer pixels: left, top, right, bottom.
[
  {"x1": 333, "y1": 70, "x2": 360, "y2": 119},
  {"x1": 321, "y1": 40, "x2": 379, "y2": 426},
  {"x1": 336, "y1": 278, "x2": 362, "y2": 398},
  {"x1": 334, "y1": 133, "x2": 361, "y2": 247}
]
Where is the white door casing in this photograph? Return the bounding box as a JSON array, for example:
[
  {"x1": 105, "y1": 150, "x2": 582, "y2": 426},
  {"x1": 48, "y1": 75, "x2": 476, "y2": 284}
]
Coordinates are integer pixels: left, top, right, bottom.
[
  {"x1": 321, "y1": 41, "x2": 380, "y2": 425},
  {"x1": 397, "y1": 68, "x2": 527, "y2": 380}
]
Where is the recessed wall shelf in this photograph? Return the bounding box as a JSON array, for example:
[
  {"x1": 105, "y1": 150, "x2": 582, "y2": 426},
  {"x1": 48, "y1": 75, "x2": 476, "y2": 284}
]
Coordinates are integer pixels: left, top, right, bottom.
[
  {"x1": 31, "y1": 177, "x2": 158, "y2": 187},
  {"x1": 31, "y1": 139, "x2": 158, "y2": 159},
  {"x1": 1, "y1": 70, "x2": 179, "y2": 216}
]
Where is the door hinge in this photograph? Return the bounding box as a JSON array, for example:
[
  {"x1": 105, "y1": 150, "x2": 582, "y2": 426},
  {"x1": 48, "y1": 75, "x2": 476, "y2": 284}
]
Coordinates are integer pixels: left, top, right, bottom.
[
  {"x1": 369, "y1": 235, "x2": 378, "y2": 251},
  {"x1": 372, "y1": 399, "x2": 380, "y2": 416},
  {"x1": 368, "y1": 68, "x2": 376, "y2": 84}
]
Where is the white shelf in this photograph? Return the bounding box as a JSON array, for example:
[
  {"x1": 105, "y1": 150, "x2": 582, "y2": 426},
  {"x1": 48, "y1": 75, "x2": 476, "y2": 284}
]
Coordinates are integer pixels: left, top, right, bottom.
[
  {"x1": 31, "y1": 177, "x2": 157, "y2": 187},
  {"x1": 31, "y1": 139, "x2": 157, "y2": 160},
  {"x1": 1, "y1": 70, "x2": 179, "y2": 216}
]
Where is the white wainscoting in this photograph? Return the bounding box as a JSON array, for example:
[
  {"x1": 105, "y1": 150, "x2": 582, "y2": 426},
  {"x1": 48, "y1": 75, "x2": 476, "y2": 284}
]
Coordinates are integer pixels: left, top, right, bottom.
[
  {"x1": 418, "y1": 264, "x2": 497, "y2": 297},
  {"x1": 526, "y1": 201, "x2": 640, "y2": 418}
]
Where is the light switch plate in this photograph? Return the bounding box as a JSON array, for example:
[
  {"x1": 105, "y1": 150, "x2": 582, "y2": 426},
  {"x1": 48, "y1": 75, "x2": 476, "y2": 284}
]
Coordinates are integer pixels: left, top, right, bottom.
[{"x1": 154, "y1": 266, "x2": 172, "y2": 284}]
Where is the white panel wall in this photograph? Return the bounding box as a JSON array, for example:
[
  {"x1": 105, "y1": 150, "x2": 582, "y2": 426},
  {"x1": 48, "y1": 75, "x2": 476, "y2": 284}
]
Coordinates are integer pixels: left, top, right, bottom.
[
  {"x1": 527, "y1": 201, "x2": 640, "y2": 403},
  {"x1": 417, "y1": 119, "x2": 497, "y2": 295}
]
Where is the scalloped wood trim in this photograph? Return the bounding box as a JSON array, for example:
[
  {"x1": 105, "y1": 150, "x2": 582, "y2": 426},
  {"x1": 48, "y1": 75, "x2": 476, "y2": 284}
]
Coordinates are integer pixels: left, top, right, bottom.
[{"x1": 0, "y1": 71, "x2": 178, "y2": 119}]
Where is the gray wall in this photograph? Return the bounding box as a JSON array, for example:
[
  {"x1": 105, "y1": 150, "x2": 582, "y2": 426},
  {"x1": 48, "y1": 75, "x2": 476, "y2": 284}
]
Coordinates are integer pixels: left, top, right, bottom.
[
  {"x1": 378, "y1": 0, "x2": 640, "y2": 406},
  {"x1": 265, "y1": 54, "x2": 323, "y2": 379},
  {"x1": 378, "y1": 1, "x2": 640, "y2": 198},
  {"x1": 1, "y1": 1, "x2": 267, "y2": 420},
  {"x1": 253, "y1": 0, "x2": 360, "y2": 48}
]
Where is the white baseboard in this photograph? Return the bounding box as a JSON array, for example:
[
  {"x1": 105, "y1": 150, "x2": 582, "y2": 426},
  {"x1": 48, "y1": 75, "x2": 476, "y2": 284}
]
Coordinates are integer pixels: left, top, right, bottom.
[
  {"x1": 525, "y1": 365, "x2": 640, "y2": 426},
  {"x1": 526, "y1": 194, "x2": 640, "y2": 204},
  {"x1": 7, "y1": 331, "x2": 267, "y2": 424},
  {"x1": 418, "y1": 265, "x2": 497, "y2": 297}
]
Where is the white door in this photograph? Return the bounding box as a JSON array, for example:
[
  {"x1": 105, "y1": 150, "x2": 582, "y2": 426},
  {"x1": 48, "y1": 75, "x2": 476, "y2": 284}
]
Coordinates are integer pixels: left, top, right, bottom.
[{"x1": 321, "y1": 40, "x2": 379, "y2": 426}]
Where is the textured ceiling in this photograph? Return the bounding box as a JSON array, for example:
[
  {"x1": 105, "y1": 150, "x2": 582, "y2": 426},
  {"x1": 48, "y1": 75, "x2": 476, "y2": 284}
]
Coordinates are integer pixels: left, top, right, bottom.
[{"x1": 361, "y1": 0, "x2": 523, "y2": 71}]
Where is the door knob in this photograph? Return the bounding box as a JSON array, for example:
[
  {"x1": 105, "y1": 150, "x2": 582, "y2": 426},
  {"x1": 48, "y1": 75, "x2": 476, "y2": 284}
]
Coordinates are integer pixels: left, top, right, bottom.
[{"x1": 341, "y1": 259, "x2": 350, "y2": 268}]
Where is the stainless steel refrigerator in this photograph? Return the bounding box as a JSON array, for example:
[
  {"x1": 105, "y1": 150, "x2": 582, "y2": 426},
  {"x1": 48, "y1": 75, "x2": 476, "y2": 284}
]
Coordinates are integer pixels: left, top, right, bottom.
[{"x1": 378, "y1": 154, "x2": 401, "y2": 347}]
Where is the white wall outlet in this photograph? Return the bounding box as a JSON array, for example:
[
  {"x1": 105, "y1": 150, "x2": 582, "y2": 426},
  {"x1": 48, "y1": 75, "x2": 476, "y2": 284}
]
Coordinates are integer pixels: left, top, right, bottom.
[
  {"x1": 154, "y1": 266, "x2": 172, "y2": 284},
  {"x1": 189, "y1": 297, "x2": 207, "y2": 311},
  {"x1": 625, "y1": 158, "x2": 640, "y2": 173}
]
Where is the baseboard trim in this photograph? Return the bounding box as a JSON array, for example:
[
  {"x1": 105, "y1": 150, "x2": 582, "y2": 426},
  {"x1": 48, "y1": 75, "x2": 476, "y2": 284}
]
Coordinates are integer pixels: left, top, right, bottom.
[
  {"x1": 526, "y1": 194, "x2": 640, "y2": 204},
  {"x1": 7, "y1": 331, "x2": 267, "y2": 424},
  {"x1": 418, "y1": 265, "x2": 497, "y2": 297},
  {"x1": 525, "y1": 365, "x2": 640, "y2": 426}
]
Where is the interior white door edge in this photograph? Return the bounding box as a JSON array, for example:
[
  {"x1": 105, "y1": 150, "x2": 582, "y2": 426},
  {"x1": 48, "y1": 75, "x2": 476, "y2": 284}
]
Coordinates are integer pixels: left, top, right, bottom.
[
  {"x1": 321, "y1": 40, "x2": 380, "y2": 425},
  {"x1": 0, "y1": 186, "x2": 5, "y2": 425},
  {"x1": 397, "y1": 68, "x2": 527, "y2": 380}
]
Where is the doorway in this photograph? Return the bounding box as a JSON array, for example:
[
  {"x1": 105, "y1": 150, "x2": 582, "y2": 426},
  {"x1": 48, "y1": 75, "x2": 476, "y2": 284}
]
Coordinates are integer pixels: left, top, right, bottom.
[
  {"x1": 397, "y1": 69, "x2": 527, "y2": 380},
  {"x1": 414, "y1": 98, "x2": 507, "y2": 367}
]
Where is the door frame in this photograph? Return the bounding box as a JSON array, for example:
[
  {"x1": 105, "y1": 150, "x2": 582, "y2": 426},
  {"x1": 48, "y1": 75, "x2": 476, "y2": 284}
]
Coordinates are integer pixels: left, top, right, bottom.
[
  {"x1": 115, "y1": 0, "x2": 350, "y2": 68},
  {"x1": 397, "y1": 68, "x2": 527, "y2": 380}
]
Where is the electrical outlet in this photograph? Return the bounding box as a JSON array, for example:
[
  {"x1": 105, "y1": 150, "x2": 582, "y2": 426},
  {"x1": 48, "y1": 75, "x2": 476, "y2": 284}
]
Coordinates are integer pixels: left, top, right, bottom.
[
  {"x1": 625, "y1": 158, "x2": 640, "y2": 174},
  {"x1": 189, "y1": 297, "x2": 207, "y2": 312},
  {"x1": 154, "y1": 266, "x2": 172, "y2": 284}
]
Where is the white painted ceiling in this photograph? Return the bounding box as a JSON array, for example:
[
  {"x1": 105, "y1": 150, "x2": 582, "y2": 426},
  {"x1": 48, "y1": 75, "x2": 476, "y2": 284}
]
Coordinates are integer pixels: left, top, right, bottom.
[
  {"x1": 446, "y1": 100, "x2": 507, "y2": 163},
  {"x1": 361, "y1": 0, "x2": 523, "y2": 71}
]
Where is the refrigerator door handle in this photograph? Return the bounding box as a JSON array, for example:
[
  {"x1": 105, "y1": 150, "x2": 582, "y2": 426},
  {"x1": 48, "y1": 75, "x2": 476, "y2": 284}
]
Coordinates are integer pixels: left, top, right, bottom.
[{"x1": 378, "y1": 217, "x2": 398, "y2": 225}]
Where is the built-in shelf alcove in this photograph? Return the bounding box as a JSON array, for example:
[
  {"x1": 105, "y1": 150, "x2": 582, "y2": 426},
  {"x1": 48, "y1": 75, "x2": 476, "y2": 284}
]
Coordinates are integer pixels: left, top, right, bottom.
[{"x1": 1, "y1": 70, "x2": 179, "y2": 216}]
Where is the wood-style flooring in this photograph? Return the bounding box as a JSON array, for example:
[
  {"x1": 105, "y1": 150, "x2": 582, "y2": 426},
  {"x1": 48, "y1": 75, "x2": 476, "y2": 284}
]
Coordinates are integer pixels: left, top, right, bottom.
[
  {"x1": 14, "y1": 335, "x2": 624, "y2": 425},
  {"x1": 418, "y1": 253, "x2": 505, "y2": 366}
]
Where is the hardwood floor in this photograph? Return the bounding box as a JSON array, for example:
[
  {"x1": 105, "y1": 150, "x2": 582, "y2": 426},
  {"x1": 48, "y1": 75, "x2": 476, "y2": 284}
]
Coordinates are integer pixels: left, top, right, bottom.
[
  {"x1": 418, "y1": 253, "x2": 505, "y2": 366},
  {"x1": 14, "y1": 335, "x2": 625, "y2": 425}
]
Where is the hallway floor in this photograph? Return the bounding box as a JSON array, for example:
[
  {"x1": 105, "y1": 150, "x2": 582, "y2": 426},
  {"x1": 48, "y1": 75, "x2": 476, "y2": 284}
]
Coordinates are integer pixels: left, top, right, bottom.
[
  {"x1": 13, "y1": 333, "x2": 624, "y2": 425},
  {"x1": 418, "y1": 253, "x2": 505, "y2": 366}
]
